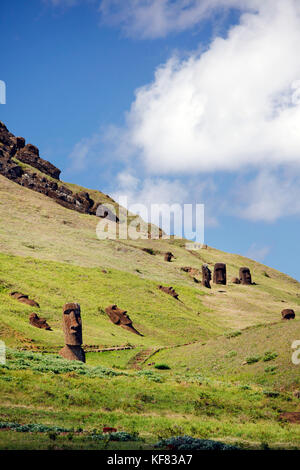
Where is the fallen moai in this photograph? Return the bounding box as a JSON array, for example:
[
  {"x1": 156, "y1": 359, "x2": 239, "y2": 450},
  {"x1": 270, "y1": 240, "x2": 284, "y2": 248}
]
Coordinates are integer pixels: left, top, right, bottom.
[
  {"x1": 105, "y1": 304, "x2": 143, "y2": 336},
  {"x1": 181, "y1": 266, "x2": 200, "y2": 276},
  {"x1": 29, "y1": 313, "x2": 52, "y2": 330},
  {"x1": 10, "y1": 292, "x2": 40, "y2": 308},
  {"x1": 213, "y1": 263, "x2": 227, "y2": 285},
  {"x1": 158, "y1": 285, "x2": 179, "y2": 299},
  {"x1": 231, "y1": 277, "x2": 240, "y2": 284},
  {"x1": 201, "y1": 265, "x2": 211, "y2": 289},
  {"x1": 59, "y1": 303, "x2": 85, "y2": 362},
  {"x1": 282, "y1": 309, "x2": 295, "y2": 320},
  {"x1": 239, "y1": 267, "x2": 252, "y2": 285}
]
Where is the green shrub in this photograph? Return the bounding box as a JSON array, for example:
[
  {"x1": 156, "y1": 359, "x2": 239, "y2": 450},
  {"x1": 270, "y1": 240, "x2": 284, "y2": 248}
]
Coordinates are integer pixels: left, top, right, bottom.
[
  {"x1": 246, "y1": 356, "x2": 260, "y2": 364},
  {"x1": 154, "y1": 363, "x2": 170, "y2": 370},
  {"x1": 262, "y1": 351, "x2": 278, "y2": 362}
]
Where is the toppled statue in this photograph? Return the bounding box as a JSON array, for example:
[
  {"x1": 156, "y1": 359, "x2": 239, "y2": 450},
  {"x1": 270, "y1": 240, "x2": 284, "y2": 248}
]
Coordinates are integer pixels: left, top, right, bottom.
[
  {"x1": 202, "y1": 265, "x2": 211, "y2": 289},
  {"x1": 10, "y1": 292, "x2": 40, "y2": 308},
  {"x1": 239, "y1": 267, "x2": 252, "y2": 285},
  {"x1": 231, "y1": 277, "x2": 240, "y2": 284},
  {"x1": 282, "y1": 309, "x2": 295, "y2": 320},
  {"x1": 164, "y1": 252, "x2": 175, "y2": 262},
  {"x1": 59, "y1": 303, "x2": 85, "y2": 362},
  {"x1": 105, "y1": 305, "x2": 143, "y2": 336},
  {"x1": 29, "y1": 313, "x2": 52, "y2": 330},
  {"x1": 158, "y1": 285, "x2": 179, "y2": 299},
  {"x1": 213, "y1": 263, "x2": 227, "y2": 285}
]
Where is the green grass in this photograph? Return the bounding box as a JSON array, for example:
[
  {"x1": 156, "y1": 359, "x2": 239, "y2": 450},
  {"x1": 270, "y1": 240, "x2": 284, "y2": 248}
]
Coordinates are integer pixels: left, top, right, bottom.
[{"x1": 0, "y1": 175, "x2": 300, "y2": 449}]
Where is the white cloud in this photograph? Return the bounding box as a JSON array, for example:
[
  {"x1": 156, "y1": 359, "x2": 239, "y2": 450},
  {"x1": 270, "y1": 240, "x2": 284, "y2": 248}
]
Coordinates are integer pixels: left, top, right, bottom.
[
  {"x1": 99, "y1": 0, "x2": 258, "y2": 39},
  {"x1": 120, "y1": 0, "x2": 300, "y2": 176},
  {"x1": 246, "y1": 243, "x2": 271, "y2": 262},
  {"x1": 237, "y1": 170, "x2": 300, "y2": 222}
]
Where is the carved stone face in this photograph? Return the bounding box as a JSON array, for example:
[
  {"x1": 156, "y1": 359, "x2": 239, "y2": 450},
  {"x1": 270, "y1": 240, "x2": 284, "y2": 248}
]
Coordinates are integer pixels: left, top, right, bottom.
[
  {"x1": 213, "y1": 263, "x2": 226, "y2": 285},
  {"x1": 239, "y1": 267, "x2": 252, "y2": 285},
  {"x1": 106, "y1": 305, "x2": 132, "y2": 326},
  {"x1": 62, "y1": 303, "x2": 82, "y2": 345}
]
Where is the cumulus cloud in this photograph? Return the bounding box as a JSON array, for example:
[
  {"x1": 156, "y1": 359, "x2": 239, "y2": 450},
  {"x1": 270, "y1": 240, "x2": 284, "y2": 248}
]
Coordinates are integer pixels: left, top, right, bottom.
[
  {"x1": 120, "y1": 0, "x2": 300, "y2": 176},
  {"x1": 246, "y1": 243, "x2": 271, "y2": 262},
  {"x1": 99, "y1": 0, "x2": 258, "y2": 39},
  {"x1": 237, "y1": 170, "x2": 300, "y2": 222}
]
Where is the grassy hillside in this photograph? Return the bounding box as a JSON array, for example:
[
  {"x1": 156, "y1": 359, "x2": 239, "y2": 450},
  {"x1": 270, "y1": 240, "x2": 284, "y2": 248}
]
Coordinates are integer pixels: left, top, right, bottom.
[{"x1": 0, "y1": 175, "x2": 300, "y2": 449}]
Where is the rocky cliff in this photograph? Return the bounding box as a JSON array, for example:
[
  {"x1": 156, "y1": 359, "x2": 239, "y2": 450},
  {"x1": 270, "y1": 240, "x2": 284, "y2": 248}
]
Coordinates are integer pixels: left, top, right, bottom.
[{"x1": 0, "y1": 121, "x2": 114, "y2": 217}]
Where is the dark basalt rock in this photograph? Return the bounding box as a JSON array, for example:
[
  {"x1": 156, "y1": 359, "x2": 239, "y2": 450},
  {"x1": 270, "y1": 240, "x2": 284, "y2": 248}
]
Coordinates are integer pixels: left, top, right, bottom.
[
  {"x1": 0, "y1": 121, "x2": 117, "y2": 218},
  {"x1": 282, "y1": 309, "x2": 295, "y2": 320},
  {"x1": 164, "y1": 252, "x2": 175, "y2": 262}
]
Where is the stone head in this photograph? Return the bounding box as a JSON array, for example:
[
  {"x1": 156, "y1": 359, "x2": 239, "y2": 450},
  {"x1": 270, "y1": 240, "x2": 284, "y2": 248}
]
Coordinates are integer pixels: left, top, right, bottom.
[
  {"x1": 62, "y1": 303, "x2": 82, "y2": 345},
  {"x1": 213, "y1": 263, "x2": 227, "y2": 285},
  {"x1": 239, "y1": 267, "x2": 252, "y2": 285}
]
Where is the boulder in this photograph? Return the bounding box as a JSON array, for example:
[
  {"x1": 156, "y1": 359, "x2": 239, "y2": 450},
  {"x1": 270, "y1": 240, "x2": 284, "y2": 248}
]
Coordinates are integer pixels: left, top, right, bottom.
[
  {"x1": 282, "y1": 309, "x2": 295, "y2": 320},
  {"x1": 158, "y1": 285, "x2": 179, "y2": 299}
]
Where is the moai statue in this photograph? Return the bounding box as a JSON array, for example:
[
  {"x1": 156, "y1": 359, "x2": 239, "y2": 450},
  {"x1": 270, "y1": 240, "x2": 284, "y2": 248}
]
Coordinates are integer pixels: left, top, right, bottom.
[
  {"x1": 282, "y1": 309, "x2": 295, "y2": 320},
  {"x1": 202, "y1": 265, "x2": 211, "y2": 289},
  {"x1": 213, "y1": 263, "x2": 227, "y2": 285},
  {"x1": 239, "y1": 267, "x2": 252, "y2": 285},
  {"x1": 164, "y1": 252, "x2": 175, "y2": 262},
  {"x1": 59, "y1": 303, "x2": 85, "y2": 362},
  {"x1": 29, "y1": 313, "x2": 51, "y2": 330},
  {"x1": 158, "y1": 285, "x2": 179, "y2": 299},
  {"x1": 105, "y1": 305, "x2": 143, "y2": 336}
]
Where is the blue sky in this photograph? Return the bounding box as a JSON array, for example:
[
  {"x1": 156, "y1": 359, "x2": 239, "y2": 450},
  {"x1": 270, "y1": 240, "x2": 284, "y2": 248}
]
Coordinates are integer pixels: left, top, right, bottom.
[{"x1": 1, "y1": 0, "x2": 300, "y2": 280}]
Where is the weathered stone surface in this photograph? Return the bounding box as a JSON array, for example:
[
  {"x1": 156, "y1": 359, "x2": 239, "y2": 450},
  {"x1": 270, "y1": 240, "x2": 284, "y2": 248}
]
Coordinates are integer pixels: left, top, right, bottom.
[
  {"x1": 10, "y1": 292, "x2": 40, "y2": 308},
  {"x1": 0, "y1": 121, "x2": 114, "y2": 218},
  {"x1": 59, "y1": 303, "x2": 85, "y2": 362},
  {"x1": 213, "y1": 263, "x2": 227, "y2": 285},
  {"x1": 59, "y1": 345, "x2": 85, "y2": 362},
  {"x1": 202, "y1": 265, "x2": 211, "y2": 289},
  {"x1": 158, "y1": 285, "x2": 179, "y2": 299},
  {"x1": 239, "y1": 267, "x2": 252, "y2": 285},
  {"x1": 105, "y1": 304, "x2": 143, "y2": 336},
  {"x1": 29, "y1": 313, "x2": 51, "y2": 330},
  {"x1": 281, "y1": 309, "x2": 295, "y2": 320},
  {"x1": 279, "y1": 412, "x2": 300, "y2": 423}
]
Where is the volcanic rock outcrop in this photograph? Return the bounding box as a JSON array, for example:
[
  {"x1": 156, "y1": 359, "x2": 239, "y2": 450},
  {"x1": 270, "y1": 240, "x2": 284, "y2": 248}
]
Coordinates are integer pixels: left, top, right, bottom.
[
  {"x1": 10, "y1": 292, "x2": 40, "y2": 308},
  {"x1": 202, "y1": 265, "x2": 211, "y2": 289},
  {"x1": 158, "y1": 285, "x2": 179, "y2": 300},
  {"x1": 59, "y1": 303, "x2": 85, "y2": 362},
  {"x1": 105, "y1": 304, "x2": 143, "y2": 336},
  {"x1": 0, "y1": 121, "x2": 117, "y2": 219},
  {"x1": 213, "y1": 263, "x2": 227, "y2": 285},
  {"x1": 239, "y1": 267, "x2": 252, "y2": 285},
  {"x1": 281, "y1": 309, "x2": 295, "y2": 320},
  {"x1": 29, "y1": 313, "x2": 52, "y2": 330}
]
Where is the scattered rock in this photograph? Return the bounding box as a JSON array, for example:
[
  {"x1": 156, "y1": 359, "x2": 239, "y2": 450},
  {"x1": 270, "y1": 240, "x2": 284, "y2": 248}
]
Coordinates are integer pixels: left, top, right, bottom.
[
  {"x1": 158, "y1": 285, "x2": 179, "y2": 300},
  {"x1": 282, "y1": 309, "x2": 295, "y2": 320},
  {"x1": 105, "y1": 304, "x2": 143, "y2": 336},
  {"x1": 231, "y1": 277, "x2": 240, "y2": 284},
  {"x1": 10, "y1": 292, "x2": 40, "y2": 308},
  {"x1": 16, "y1": 144, "x2": 61, "y2": 180},
  {"x1": 103, "y1": 427, "x2": 117, "y2": 434},
  {"x1": 213, "y1": 263, "x2": 227, "y2": 285},
  {"x1": 29, "y1": 313, "x2": 51, "y2": 330}
]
